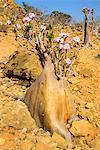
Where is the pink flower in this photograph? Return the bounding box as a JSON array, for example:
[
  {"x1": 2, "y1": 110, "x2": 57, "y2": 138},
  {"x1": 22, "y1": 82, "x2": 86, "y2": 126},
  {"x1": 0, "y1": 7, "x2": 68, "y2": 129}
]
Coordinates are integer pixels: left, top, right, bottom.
[
  {"x1": 60, "y1": 38, "x2": 64, "y2": 43},
  {"x1": 40, "y1": 25, "x2": 46, "y2": 31},
  {"x1": 73, "y1": 36, "x2": 80, "y2": 43},
  {"x1": 0, "y1": 21, "x2": 2, "y2": 25},
  {"x1": 59, "y1": 32, "x2": 70, "y2": 38},
  {"x1": 55, "y1": 37, "x2": 61, "y2": 42},
  {"x1": 26, "y1": 17, "x2": 31, "y2": 22},
  {"x1": 58, "y1": 44, "x2": 63, "y2": 50},
  {"x1": 28, "y1": 13, "x2": 35, "y2": 19},
  {"x1": 22, "y1": 17, "x2": 26, "y2": 22},
  {"x1": 66, "y1": 33, "x2": 70, "y2": 37},
  {"x1": 22, "y1": 17, "x2": 31, "y2": 22},
  {"x1": 33, "y1": 31, "x2": 36, "y2": 34},
  {"x1": 15, "y1": 23, "x2": 21, "y2": 29},
  {"x1": 66, "y1": 58, "x2": 72, "y2": 65},
  {"x1": 64, "y1": 33, "x2": 70, "y2": 38},
  {"x1": 63, "y1": 43, "x2": 70, "y2": 50},
  {"x1": 59, "y1": 32, "x2": 65, "y2": 37},
  {"x1": 7, "y1": 20, "x2": 11, "y2": 25}
]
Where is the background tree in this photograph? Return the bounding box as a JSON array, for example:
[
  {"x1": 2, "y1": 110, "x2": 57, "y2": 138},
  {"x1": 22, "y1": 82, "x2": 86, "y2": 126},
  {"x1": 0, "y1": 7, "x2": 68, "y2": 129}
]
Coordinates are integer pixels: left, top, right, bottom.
[
  {"x1": 83, "y1": 8, "x2": 94, "y2": 46},
  {"x1": 22, "y1": 2, "x2": 43, "y2": 16}
]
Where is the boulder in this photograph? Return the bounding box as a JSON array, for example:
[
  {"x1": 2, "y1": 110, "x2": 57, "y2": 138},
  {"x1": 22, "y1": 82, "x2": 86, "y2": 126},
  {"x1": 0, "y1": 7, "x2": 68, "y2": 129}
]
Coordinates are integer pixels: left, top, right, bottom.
[
  {"x1": 52, "y1": 132, "x2": 68, "y2": 149},
  {"x1": 36, "y1": 141, "x2": 56, "y2": 150},
  {"x1": 70, "y1": 120, "x2": 97, "y2": 141},
  {"x1": 3, "y1": 48, "x2": 42, "y2": 85},
  {"x1": 94, "y1": 138, "x2": 100, "y2": 150},
  {"x1": 0, "y1": 100, "x2": 36, "y2": 130}
]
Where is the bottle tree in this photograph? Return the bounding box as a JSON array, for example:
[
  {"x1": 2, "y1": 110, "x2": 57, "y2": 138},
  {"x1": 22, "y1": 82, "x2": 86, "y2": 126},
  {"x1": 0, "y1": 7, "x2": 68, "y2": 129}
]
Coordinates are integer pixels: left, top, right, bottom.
[{"x1": 83, "y1": 8, "x2": 94, "y2": 46}]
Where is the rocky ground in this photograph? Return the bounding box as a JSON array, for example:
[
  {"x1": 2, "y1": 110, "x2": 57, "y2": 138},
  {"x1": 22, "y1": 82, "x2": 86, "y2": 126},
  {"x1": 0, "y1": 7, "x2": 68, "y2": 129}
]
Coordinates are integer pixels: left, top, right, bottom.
[{"x1": 0, "y1": 24, "x2": 100, "y2": 150}]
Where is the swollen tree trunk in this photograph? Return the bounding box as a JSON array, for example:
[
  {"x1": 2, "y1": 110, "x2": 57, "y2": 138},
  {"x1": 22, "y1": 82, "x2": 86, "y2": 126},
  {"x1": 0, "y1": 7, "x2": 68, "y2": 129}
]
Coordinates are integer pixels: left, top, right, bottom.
[
  {"x1": 83, "y1": 8, "x2": 94, "y2": 46},
  {"x1": 24, "y1": 59, "x2": 76, "y2": 149}
]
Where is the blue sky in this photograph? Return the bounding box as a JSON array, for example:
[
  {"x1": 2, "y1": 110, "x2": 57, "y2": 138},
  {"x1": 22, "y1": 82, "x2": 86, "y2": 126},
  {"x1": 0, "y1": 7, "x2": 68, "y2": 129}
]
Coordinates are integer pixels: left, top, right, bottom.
[{"x1": 15, "y1": 0, "x2": 100, "y2": 21}]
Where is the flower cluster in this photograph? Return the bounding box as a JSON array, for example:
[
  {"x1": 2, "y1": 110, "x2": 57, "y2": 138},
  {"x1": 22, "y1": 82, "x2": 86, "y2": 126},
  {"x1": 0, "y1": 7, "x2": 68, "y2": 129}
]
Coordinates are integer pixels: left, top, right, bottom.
[
  {"x1": 55, "y1": 32, "x2": 70, "y2": 43},
  {"x1": 63, "y1": 43, "x2": 70, "y2": 50},
  {"x1": 72, "y1": 36, "x2": 80, "y2": 43},
  {"x1": 14, "y1": 23, "x2": 21, "y2": 29},
  {"x1": 59, "y1": 32, "x2": 69, "y2": 38},
  {"x1": 55, "y1": 32, "x2": 70, "y2": 51},
  {"x1": 0, "y1": 20, "x2": 2, "y2": 25},
  {"x1": 65, "y1": 58, "x2": 72, "y2": 65},
  {"x1": 58, "y1": 43, "x2": 70, "y2": 51},
  {"x1": 55, "y1": 37, "x2": 61, "y2": 42},
  {"x1": 28, "y1": 13, "x2": 35, "y2": 19},
  {"x1": 40, "y1": 25, "x2": 46, "y2": 31},
  {"x1": 22, "y1": 13, "x2": 35, "y2": 23},
  {"x1": 55, "y1": 32, "x2": 80, "y2": 65},
  {"x1": 7, "y1": 20, "x2": 11, "y2": 25},
  {"x1": 22, "y1": 16, "x2": 31, "y2": 23}
]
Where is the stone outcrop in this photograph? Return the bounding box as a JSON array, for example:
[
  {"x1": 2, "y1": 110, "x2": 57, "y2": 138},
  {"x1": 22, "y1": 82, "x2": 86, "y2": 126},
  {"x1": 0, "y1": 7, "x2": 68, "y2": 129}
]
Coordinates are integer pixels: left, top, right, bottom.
[
  {"x1": 70, "y1": 120, "x2": 97, "y2": 141},
  {"x1": 3, "y1": 48, "x2": 42, "y2": 85}
]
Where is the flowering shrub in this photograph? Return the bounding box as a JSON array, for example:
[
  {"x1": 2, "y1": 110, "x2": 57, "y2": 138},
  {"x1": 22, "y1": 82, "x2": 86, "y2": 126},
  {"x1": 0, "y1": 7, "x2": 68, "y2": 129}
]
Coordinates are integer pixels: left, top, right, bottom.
[
  {"x1": 50, "y1": 32, "x2": 80, "y2": 77},
  {"x1": 3, "y1": 9, "x2": 81, "y2": 79}
]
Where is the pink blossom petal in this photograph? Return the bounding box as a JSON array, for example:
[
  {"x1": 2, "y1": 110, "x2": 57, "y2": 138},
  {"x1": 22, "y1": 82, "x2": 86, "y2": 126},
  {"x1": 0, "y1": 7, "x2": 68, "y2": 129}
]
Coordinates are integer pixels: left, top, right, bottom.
[
  {"x1": 40, "y1": 25, "x2": 46, "y2": 31},
  {"x1": 59, "y1": 32, "x2": 70, "y2": 38},
  {"x1": 22, "y1": 17, "x2": 31, "y2": 22},
  {"x1": 59, "y1": 32, "x2": 65, "y2": 37},
  {"x1": 60, "y1": 38, "x2": 64, "y2": 43},
  {"x1": 0, "y1": 21, "x2": 2, "y2": 25},
  {"x1": 73, "y1": 36, "x2": 80, "y2": 43},
  {"x1": 28, "y1": 13, "x2": 35, "y2": 19},
  {"x1": 14, "y1": 23, "x2": 21, "y2": 29},
  {"x1": 58, "y1": 44, "x2": 63, "y2": 50},
  {"x1": 7, "y1": 20, "x2": 11, "y2": 25},
  {"x1": 63, "y1": 43, "x2": 70, "y2": 50},
  {"x1": 66, "y1": 58, "x2": 72, "y2": 65},
  {"x1": 55, "y1": 37, "x2": 61, "y2": 42}
]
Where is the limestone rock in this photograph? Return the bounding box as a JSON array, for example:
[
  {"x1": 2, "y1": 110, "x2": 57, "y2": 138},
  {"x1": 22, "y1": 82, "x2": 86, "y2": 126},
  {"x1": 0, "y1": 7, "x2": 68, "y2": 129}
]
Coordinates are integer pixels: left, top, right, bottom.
[
  {"x1": 0, "y1": 100, "x2": 36, "y2": 130},
  {"x1": 70, "y1": 120, "x2": 97, "y2": 141},
  {"x1": 19, "y1": 139, "x2": 34, "y2": 150},
  {"x1": 52, "y1": 132, "x2": 68, "y2": 149},
  {"x1": 3, "y1": 49, "x2": 42, "y2": 84},
  {"x1": 36, "y1": 141, "x2": 56, "y2": 150},
  {"x1": 94, "y1": 138, "x2": 100, "y2": 150},
  {"x1": 37, "y1": 135, "x2": 52, "y2": 144},
  {"x1": 0, "y1": 138, "x2": 5, "y2": 146}
]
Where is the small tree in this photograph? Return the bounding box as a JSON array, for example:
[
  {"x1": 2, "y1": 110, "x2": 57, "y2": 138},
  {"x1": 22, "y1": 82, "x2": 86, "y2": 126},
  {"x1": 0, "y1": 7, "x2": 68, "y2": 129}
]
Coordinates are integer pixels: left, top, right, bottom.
[{"x1": 83, "y1": 8, "x2": 94, "y2": 46}]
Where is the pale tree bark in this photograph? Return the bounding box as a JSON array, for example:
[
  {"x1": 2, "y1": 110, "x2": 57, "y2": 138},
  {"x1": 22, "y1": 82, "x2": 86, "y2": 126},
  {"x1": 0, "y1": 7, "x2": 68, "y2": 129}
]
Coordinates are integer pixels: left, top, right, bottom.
[{"x1": 83, "y1": 8, "x2": 94, "y2": 46}]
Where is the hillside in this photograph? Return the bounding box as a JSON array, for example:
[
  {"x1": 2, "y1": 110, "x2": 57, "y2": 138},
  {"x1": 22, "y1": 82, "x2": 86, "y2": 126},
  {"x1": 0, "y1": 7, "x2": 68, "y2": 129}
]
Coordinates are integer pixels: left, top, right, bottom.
[{"x1": 0, "y1": 1, "x2": 100, "y2": 150}]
